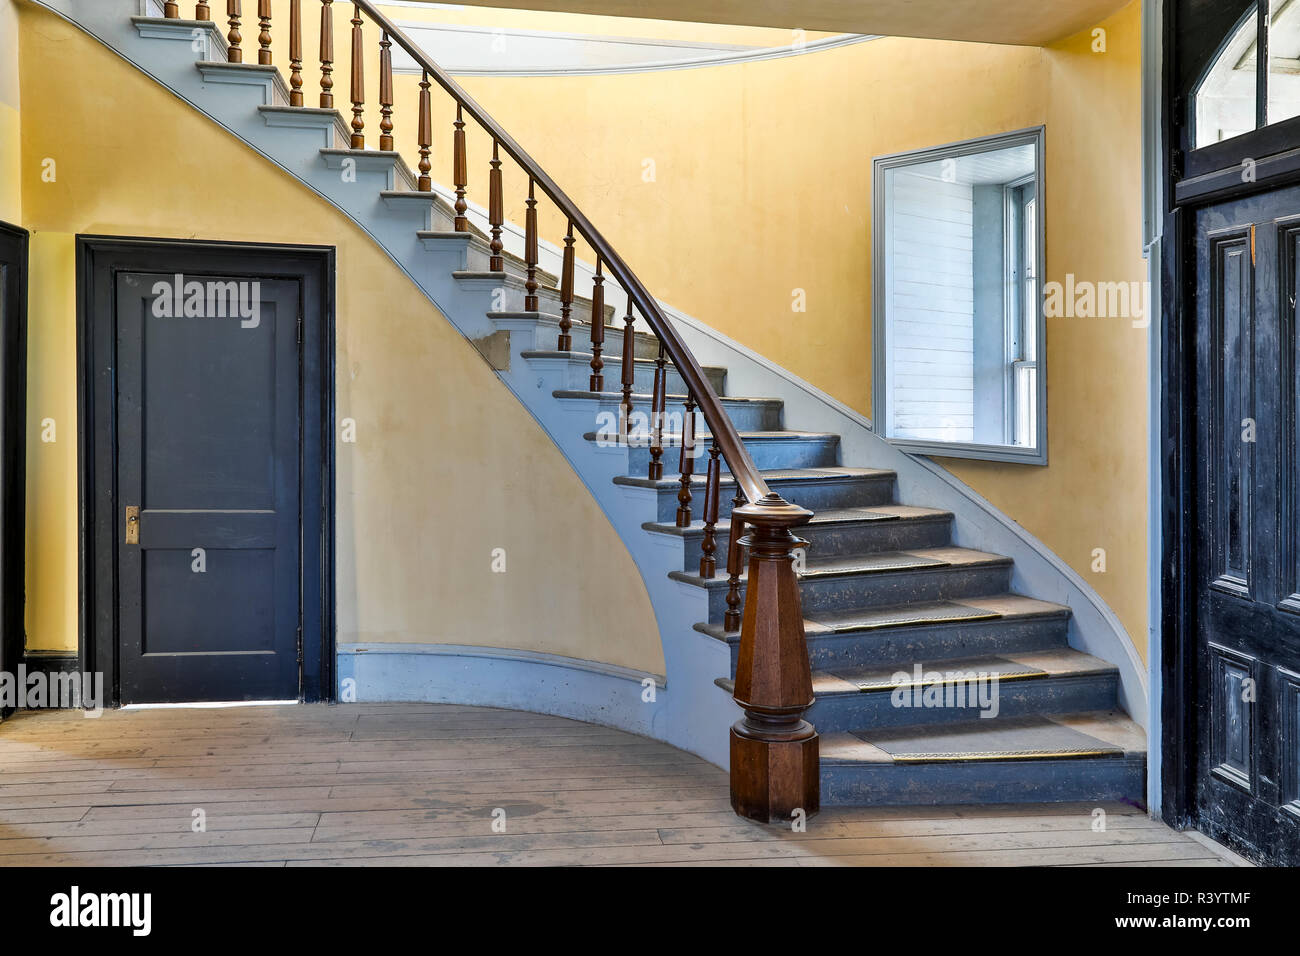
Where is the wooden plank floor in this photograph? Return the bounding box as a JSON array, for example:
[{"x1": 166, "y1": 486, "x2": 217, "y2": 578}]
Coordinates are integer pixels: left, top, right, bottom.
[{"x1": 0, "y1": 703, "x2": 1243, "y2": 867}]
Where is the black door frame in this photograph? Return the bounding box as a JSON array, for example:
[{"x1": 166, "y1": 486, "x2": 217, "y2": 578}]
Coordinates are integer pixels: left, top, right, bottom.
[
  {"x1": 77, "y1": 237, "x2": 336, "y2": 705},
  {"x1": 0, "y1": 221, "x2": 28, "y2": 717},
  {"x1": 1159, "y1": 0, "x2": 1300, "y2": 831}
]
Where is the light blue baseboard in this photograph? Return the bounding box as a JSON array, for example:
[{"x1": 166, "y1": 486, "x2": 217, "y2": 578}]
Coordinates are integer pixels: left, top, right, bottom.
[{"x1": 338, "y1": 642, "x2": 669, "y2": 743}]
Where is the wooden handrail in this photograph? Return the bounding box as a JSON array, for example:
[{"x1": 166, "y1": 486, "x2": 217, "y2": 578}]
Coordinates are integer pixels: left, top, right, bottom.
[{"x1": 350, "y1": 0, "x2": 793, "y2": 515}]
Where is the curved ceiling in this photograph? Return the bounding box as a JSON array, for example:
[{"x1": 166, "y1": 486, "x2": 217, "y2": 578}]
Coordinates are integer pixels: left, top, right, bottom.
[{"x1": 392, "y1": 0, "x2": 1135, "y2": 47}]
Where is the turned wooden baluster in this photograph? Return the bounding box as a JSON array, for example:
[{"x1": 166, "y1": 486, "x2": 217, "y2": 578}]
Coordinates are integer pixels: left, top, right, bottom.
[
  {"x1": 724, "y1": 495, "x2": 745, "y2": 630},
  {"x1": 379, "y1": 33, "x2": 394, "y2": 150},
  {"x1": 488, "y1": 143, "x2": 504, "y2": 271},
  {"x1": 676, "y1": 396, "x2": 697, "y2": 526},
  {"x1": 589, "y1": 260, "x2": 605, "y2": 392},
  {"x1": 349, "y1": 5, "x2": 365, "y2": 148},
  {"x1": 257, "y1": 0, "x2": 272, "y2": 65},
  {"x1": 619, "y1": 295, "x2": 636, "y2": 444},
  {"x1": 226, "y1": 0, "x2": 242, "y2": 63},
  {"x1": 648, "y1": 343, "x2": 667, "y2": 479},
  {"x1": 453, "y1": 105, "x2": 469, "y2": 231},
  {"x1": 288, "y1": 0, "x2": 303, "y2": 106},
  {"x1": 700, "y1": 439, "x2": 722, "y2": 577},
  {"x1": 319, "y1": 0, "x2": 334, "y2": 109},
  {"x1": 196, "y1": 2, "x2": 211, "y2": 21},
  {"x1": 417, "y1": 72, "x2": 432, "y2": 191},
  {"x1": 524, "y1": 180, "x2": 540, "y2": 310},
  {"x1": 164, "y1": 2, "x2": 179, "y2": 17},
  {"x1": 557, "y1": 222, "x2": 575, "y2": 350}
]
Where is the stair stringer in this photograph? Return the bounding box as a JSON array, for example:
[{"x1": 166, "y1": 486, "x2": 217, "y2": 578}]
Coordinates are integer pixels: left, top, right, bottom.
[{"x1": 42, "y1": 0, "x2": 746, "y2": 766}]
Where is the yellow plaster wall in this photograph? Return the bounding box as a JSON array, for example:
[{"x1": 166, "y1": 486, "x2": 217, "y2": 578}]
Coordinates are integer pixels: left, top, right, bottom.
[
  {"x1": 16, "y1": 4, "x2": 664, "y2": 674},
  {"x1": 0, "y1": 0, "x2": 20, "y2": 224}
]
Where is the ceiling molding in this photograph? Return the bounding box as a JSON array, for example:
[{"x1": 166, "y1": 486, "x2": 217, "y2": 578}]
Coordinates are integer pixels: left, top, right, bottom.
[
  {"x1": 384, "y1": 0, "x2": 1134, "y2": 47},
  {"x1": 389, "y1": 22, "x2": 880, "y2": 76}
]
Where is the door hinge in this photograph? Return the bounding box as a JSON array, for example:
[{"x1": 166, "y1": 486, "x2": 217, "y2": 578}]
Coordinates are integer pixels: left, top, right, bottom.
[
  {"x1": 296, "y1": 313, "x2": 303, "y2": 345},
  {"x1": 296, "y1": 626, "x2": 304, "y2": 665}
]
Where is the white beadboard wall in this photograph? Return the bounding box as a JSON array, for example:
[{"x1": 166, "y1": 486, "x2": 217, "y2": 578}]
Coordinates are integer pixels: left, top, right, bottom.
[{"x1": 884, "y1": 172, "x2": 976, "y2": 441}]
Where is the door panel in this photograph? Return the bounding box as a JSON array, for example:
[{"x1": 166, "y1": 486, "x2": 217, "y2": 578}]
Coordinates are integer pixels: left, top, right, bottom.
[
  {"x1": 1194, "y1": 189, "x2": 1300, "y2": 863},
  {"x1": 115, "y1": 272, "x2": 301, "y2": 703}
]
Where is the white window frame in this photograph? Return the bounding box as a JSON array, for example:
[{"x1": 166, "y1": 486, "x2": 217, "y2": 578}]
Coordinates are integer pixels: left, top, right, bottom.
[{"x1": 871, "y1": 126, "x2": 1048, "y2": 466}]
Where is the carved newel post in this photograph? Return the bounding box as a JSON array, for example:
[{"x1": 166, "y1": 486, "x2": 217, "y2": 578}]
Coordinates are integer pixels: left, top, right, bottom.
[{"x1": 730, "y1": 492, "x2": 818, "y2": 823}]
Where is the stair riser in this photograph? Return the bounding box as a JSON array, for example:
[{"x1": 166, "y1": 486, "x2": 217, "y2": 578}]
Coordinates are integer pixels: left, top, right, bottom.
[
  {"x1": 705, "y1": 564, "x2": 1013, "y2": 623},
  {"x1": 449, "y1": 277, "x2": 607, "y2": 327},
  {"x1": 645, "y1": 475, "x2": 895, "y2": 524},
  {"x1": 821, "y1": 756, "x2": 1146, "y2": 807},
  {"x1": 798, "y1": 614, "x2": 1070, "y2": 672},
  {"x1": 623, "y1": 436, "x2": 840, "y2": 475},
  {"x1": 807, "y1": 673, "x2": 1120, "y2": 733},
  {"x1": 425, "y1": 238, "x2": 560, "y2": 290},
  {"x1": 560, "y1": 359, "x2": 726, "y2": 397},
  {"x1": 461, "y1": 242, "x2": 547, "y2": 286},
  {"x1": 675, "y1": 517, "x2": 952, "y2": 573},
  {"x1": 571, "y1": 397, "x2": 782, "y2": 432},
  {"x1": 590, "y1": 325, "x2": 666, "y2": 362},
  {"x1": 533, "y1": 287, "x2": 616, "y2": 327}
]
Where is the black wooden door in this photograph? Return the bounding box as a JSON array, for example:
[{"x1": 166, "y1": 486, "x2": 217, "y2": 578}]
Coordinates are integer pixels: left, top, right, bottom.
[
  {"x1": 0, "y1": 222, "x2": 27, "y2": 715},
  {"x1": 1194, "y1": 187, "x2": 1300, "y2": 864},
  {"x1": 114, "y1": 271, "x2": 302, "y2": 703}
]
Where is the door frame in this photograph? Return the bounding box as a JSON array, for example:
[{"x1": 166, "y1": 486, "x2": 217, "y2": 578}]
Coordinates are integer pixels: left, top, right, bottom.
[
  {"x1": 0, "y1": 221, "x2": 28, "y2": 715},
  {"x1": 76, "y1": 237, "x2": 336, "y2": 705}
]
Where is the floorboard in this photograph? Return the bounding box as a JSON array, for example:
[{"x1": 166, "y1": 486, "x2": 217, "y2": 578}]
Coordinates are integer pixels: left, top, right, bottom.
[{"x1": 0, "y1": 703, "x2": 1243, "y2": 867}]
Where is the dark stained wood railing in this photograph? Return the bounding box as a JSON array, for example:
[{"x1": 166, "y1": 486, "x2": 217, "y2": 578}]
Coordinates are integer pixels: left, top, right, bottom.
[
  {"x1": 318, "y1": 0, "x2": 333, "y2": 108},
  {"x1": 162, "y1": 0, "x2": 818, "y2": 823},
  {"x1": 620, "y1": 296, "x2": 636, "y2": 444},
  {"x1": 676, "y1": 396, "x2": 696, "y2": 526},
  {"x1": 379, "y1": 31, "x2": 394, "y2": 151},
  {"x1": 226, "y1": 0, "x2": 242, "y2": 62},
  {"x1": 701, "y1": 440, "x2": 721, "y2": 578},
  {"x1": 558, "y1": 223, "x2": 575, "y2": 351},
  {"x1": 288, "y1": 0, "x2": 303, "y2": 106},
  {"x1": 588, "y1": 259, "x2": 605, "y2": 392},
  {"x1": 417, "y1": 72, "x2": 432, "y2": 192},
  {"x1": 649, "y1": 344, "x2": 667, "y2": 481},
  {"x1": 524, "y1": 180, "x2": 540, "y2": 311},
  {"x1": 348, "y1": 5, "x2": 364, "y2": 148},
  {"x1": 488, "y1": 142, "x2": 504, "y2": 272},
  {"x1": 257, "y1": 0, "x2": 272, "y2": 65}
]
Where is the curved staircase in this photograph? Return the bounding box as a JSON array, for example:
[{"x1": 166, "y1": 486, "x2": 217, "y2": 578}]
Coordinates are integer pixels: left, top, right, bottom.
[{"x1": 50, "y1": 0, "x2": 1146, "y2": 815}]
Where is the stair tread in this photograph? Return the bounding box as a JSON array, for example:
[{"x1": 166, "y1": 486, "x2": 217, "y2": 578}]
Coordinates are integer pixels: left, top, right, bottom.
[
  {"x1": 521, "y1": 349, "x2": 726, "y2": 370},
  {"x1": 696, "y1": 593, "x2": 1069, "y2": 642},
  {"x1": 671, "y1": 546, "x2": 1012, "y2": 590},
  {"x1": 615, "y1": 465, "x2": 894, "y2": 490},
  {"x1": 822, "y1": 710, "x2": 1146, "y2": 765},
  {"x1": 812, "y1": 647, "x2": 1117, "y2": 696},
  {"x1": 644, "y1": 505, "x2": 949, "y2": 537},
  {"x1": 584, "y1": 429, "x2": 837, "y2": 442},
  {"x1": 555, "y1": 389, "x2": 783, "y2": 405},
  {"x1": 807, "y1": 593, "x2": 1069, "y2": 633}
]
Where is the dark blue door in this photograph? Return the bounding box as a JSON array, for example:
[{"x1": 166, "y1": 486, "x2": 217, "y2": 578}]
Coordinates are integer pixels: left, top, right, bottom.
[
  {"x1": 1194, "y1": 188, "x2": 1300, "y2": 863},
  {"x1": 114, "y1": 271, "x2": 302, "y2": 703}
]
